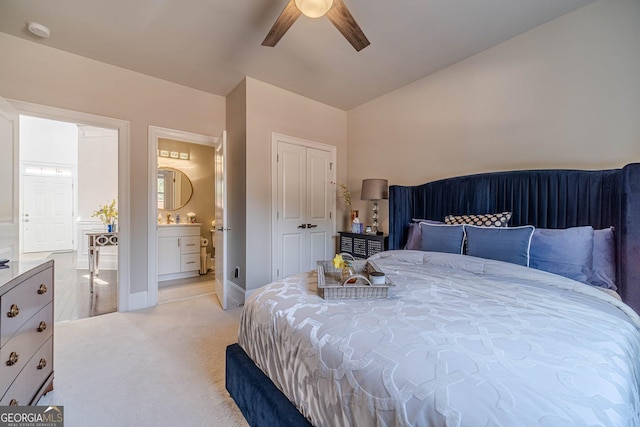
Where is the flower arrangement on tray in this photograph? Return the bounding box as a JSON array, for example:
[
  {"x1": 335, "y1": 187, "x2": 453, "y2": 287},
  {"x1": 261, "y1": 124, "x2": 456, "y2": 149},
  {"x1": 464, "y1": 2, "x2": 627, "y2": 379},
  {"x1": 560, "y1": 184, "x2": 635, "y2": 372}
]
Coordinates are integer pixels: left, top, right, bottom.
[
  {"x1": 317, "y1": 254, "x2": 391, "y2": 299},
  {"x1": 333, "y1": 253, "x2": 357, "y2": 283}
]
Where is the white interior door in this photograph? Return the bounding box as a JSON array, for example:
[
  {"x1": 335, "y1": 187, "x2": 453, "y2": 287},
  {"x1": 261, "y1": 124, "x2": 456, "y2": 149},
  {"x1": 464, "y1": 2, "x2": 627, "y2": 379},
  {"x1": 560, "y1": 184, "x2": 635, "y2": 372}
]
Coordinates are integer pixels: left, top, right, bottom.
[
  {"x1": 275, "y1": 140, "x2": 333, "y2": 279},
  {"x1": 306, "y1": 147, "x2": 333, "y2": 270},
  {"x1": 22, "y1": 174, "x2": 73, "y2": 253},
  {"x1": 214, "y1": 131, "x2": 228, "y2": 309},
  {"x1": 277, "y1": 142, "x2": 307, "y2": 277},
  {"x1": 0, "y1": 97, "x2": 19, "y2": 260}
]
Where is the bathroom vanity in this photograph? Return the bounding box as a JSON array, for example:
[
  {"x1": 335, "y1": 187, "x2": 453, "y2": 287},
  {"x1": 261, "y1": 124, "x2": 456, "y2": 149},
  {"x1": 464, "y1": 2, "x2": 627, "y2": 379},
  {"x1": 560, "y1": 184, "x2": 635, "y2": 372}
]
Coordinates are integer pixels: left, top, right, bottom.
[{"x1": 157, "y1": 224, "x2": 201, "y2": 281}]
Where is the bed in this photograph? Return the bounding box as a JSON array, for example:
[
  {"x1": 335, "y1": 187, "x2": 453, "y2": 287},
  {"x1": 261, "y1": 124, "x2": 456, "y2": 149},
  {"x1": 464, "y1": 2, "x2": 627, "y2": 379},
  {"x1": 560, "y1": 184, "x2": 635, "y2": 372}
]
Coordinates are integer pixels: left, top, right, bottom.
[{"x1": 226, "y1": 164, "x2": 640, "y2": 426}]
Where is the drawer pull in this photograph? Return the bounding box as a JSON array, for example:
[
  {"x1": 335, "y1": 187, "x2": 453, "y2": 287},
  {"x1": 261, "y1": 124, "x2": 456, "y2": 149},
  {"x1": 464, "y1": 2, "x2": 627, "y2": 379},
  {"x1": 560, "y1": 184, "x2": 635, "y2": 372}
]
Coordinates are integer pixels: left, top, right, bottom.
[
  {"x1": 9, "y1": 399, "x2": 18, "y2": 406},
  {"x1": 37, "y1": 321, "x2": 47, "y2": 332},
  {"x1": 38, "y1": 283, "x2": 48, "y2": 294},
  {"x1": 7, "y1": 304, "x2": 20, "y2": 318},
  {"x1": 37, "y1": 358, "x2": 47, "y2": 370},
  {"x1": 7, "y1": 351, "x2": 19, "y2": 366}
]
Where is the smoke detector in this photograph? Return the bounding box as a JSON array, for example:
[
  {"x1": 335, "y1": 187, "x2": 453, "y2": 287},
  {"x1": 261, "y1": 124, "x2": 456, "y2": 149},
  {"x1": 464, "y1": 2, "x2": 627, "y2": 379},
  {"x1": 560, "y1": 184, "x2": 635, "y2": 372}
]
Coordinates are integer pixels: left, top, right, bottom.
[{"x1": 27, "y1": 22, "x2": 51, "y2": 38}]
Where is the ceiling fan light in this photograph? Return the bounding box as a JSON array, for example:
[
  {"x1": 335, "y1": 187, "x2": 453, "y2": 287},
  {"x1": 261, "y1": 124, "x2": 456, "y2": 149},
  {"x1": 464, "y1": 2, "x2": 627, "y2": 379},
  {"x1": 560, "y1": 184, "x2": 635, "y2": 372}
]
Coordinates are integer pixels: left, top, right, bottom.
[{"x1": 294, "y1": 0, "x2": 333, "y2": 18}]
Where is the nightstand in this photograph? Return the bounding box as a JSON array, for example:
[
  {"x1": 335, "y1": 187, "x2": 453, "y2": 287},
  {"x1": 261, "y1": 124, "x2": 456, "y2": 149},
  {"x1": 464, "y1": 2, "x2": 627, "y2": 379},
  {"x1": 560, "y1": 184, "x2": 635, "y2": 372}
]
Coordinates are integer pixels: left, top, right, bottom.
[{"x1": 338, "y1": 232, "x2": 388, "y2": 259}]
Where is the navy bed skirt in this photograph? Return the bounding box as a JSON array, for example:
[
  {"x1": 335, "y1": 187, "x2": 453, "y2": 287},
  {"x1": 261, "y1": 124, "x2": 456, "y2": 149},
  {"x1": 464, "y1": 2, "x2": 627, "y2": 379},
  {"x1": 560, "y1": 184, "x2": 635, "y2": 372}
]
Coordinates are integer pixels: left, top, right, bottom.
[{"x1": 225, "y1": 343, "x2": 313, "y2": 427}]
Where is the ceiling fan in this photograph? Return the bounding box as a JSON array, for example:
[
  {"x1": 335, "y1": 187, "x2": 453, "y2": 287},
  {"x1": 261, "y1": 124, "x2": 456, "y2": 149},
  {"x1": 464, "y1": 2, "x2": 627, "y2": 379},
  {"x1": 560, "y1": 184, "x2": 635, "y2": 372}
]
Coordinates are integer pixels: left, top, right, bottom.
[{"x1": 262, "y1": 0, "x2": 370, "y2": 52}]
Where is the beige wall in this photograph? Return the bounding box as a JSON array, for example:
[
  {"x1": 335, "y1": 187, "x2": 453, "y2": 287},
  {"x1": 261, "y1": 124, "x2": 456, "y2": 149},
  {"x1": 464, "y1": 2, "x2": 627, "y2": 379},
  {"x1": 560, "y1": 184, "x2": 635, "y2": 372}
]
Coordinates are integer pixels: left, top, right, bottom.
[
  {"x1": 78, "y1": 127, "x2": 118, "y2": 221},
  {"x1": 0, "y1": 32, "x2": 226, "y2": 297},
  {"x1": 244, "y1": 77, "x2": 348, "y2": 292},
  {"x1": 157, "y1": 138, "x2": 216, "y2": 254},
  {"x1": 347, "y1": 0, "x2": 640, "y2": 231}
]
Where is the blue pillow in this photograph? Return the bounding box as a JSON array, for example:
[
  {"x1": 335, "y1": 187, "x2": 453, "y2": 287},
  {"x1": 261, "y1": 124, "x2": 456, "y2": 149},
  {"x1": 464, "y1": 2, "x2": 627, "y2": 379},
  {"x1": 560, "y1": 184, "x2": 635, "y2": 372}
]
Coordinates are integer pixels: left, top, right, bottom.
[
  {"x1": 591, "y1": 227, "x2": 616, "y2": 290},
  {"x1": 419, "y1": 223, "x2": 465, "y2": 254},
  {"x1": 404, "y1": 220, "x2": 443, "y2": 250},
  {"x1": 529, "y1": 226, "x2": 594, "y2": 283},
  {"x1": 464, "y1": 225, "x2": 535, "y2": 266}
]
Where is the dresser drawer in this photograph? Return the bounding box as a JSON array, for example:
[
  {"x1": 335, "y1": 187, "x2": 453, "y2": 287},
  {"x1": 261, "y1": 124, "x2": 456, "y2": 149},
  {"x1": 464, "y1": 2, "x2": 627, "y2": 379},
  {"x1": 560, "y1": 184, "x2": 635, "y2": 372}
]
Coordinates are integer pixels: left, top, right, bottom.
[
  {"x1": 181, "y1": 253, "x2": 200, "y2": 272},
  {"x1": 0, "y1": 336, "x2": 53, "y2": 406},
  {"x1": 181, "y1": 236, "x2": 200, "y2": 254},
  {"x1": 0, "y1": 303, "x2": 53, "y2": 394},
  {"x1": 1, "y1": 268, "x2": 53, "y2": 347}
]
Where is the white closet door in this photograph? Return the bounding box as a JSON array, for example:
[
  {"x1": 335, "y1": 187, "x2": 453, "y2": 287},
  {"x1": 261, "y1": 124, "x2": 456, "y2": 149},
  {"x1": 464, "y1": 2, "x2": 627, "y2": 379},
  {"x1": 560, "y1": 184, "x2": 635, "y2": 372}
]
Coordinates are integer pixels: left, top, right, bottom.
[
  {"x1": 275, "y1": 141, "x2": 333, "y2": 278},
  {"x1": 305, "y1": 147, "x2": 333, "y2": 272}
]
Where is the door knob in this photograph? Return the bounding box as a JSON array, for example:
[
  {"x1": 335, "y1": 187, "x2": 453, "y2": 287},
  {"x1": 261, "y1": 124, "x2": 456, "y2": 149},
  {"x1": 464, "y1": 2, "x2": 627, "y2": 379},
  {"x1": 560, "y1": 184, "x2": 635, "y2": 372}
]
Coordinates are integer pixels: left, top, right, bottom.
[
  {"x1": 307, "y1": 224, "x2": 318, "y2": 228},
  {"x1": 297, "y1": 224, "x2": 307, "y2": 229}
]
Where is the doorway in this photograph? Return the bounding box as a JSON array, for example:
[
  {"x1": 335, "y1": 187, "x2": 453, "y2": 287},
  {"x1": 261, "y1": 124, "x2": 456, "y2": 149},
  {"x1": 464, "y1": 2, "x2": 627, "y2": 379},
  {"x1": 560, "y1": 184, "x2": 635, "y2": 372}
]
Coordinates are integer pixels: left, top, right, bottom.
[
  {"x1": 19, "y1": 115, "x2": 119, "y2": 321},
  {"x1": 148, "y1": 126, "x2": 228, "y2": 309},
  {"x1": 8, "y1": 99, "x2": 132, "y2": 314}
]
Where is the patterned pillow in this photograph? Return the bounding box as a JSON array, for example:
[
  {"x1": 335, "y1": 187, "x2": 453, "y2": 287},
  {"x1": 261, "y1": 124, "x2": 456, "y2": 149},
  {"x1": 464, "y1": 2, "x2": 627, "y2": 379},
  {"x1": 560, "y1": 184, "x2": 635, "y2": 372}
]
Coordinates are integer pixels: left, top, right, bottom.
[{"x1": 444, "y1": 212, "x2": 512, "y2": 227}]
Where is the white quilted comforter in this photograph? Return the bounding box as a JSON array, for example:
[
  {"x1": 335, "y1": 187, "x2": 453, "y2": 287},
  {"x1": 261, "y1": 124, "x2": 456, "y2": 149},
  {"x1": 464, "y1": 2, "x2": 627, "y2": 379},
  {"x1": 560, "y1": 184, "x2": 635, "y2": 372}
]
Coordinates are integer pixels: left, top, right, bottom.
[{"x1": 238, "y1": 250, "x2": 640, "y2": 426}]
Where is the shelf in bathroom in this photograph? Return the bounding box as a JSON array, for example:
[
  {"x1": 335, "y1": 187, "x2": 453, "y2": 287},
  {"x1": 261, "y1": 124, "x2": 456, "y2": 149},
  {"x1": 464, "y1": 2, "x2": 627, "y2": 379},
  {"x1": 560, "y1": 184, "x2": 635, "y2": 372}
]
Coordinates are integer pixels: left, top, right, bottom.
[{"x1": 157, "y1": 223, "x2": 201, "y2": 227}]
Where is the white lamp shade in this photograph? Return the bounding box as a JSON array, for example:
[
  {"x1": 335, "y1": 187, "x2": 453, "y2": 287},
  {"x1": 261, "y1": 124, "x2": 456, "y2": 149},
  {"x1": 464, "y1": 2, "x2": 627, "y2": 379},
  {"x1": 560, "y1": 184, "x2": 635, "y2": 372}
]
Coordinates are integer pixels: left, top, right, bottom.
[
  {"x1": 361, "y1": 179, "x2": 388, "y2": 201},
  {"x1": 295, "y1": 0, "x2": 333, "y2": 18}
]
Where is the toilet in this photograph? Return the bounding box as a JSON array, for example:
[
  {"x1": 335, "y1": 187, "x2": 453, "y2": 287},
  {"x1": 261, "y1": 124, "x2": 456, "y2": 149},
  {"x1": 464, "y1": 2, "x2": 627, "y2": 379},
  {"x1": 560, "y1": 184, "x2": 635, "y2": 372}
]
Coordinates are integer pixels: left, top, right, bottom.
[{"x1": 199, "y1": 236, "x2": 209, "y2": 275}]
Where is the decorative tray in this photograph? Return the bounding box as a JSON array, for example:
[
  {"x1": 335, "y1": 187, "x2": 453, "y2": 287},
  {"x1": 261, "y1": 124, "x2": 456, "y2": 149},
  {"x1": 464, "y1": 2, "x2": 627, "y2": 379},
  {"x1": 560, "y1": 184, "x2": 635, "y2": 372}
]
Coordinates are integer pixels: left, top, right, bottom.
[{"x1": 317, "y1": 258, "x2": 393, "y2": 300}]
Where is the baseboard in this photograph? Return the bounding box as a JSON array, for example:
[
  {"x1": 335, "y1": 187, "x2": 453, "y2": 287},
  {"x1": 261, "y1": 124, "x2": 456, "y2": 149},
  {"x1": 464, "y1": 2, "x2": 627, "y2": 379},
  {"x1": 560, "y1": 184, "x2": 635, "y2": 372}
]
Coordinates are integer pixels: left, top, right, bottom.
[
  {"x1": 126, "y1": 291, "x2": 149, "y2": 311},
  {"x1": 228, "y1": 280, "x2": 245, "y2": 307}
]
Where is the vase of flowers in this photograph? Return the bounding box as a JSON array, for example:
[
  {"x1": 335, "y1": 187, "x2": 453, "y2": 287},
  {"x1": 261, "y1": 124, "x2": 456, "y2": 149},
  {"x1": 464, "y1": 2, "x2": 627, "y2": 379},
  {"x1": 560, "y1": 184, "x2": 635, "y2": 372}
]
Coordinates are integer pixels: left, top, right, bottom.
[
  {"x1": 93, "y1": 199, "x2": 118, "y2": 232},
  {"x1": 339, "y1": 184, "x2": 359, "y2": 225}
]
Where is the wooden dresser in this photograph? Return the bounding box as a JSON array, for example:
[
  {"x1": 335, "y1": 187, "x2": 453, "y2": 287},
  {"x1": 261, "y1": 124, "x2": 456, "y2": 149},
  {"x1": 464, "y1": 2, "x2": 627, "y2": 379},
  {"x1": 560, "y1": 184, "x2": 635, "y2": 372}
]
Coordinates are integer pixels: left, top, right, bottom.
[{"x1": 0, "y1": 259, "x2": 54, "y2": 406}]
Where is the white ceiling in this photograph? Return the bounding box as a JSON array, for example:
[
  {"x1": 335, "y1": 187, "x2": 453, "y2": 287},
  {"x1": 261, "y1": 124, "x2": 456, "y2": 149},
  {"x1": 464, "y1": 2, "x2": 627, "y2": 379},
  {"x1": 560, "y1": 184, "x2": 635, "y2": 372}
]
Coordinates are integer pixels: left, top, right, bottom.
[{"x1": 0, "y1": 0, "x2": 594, "y2": 110}]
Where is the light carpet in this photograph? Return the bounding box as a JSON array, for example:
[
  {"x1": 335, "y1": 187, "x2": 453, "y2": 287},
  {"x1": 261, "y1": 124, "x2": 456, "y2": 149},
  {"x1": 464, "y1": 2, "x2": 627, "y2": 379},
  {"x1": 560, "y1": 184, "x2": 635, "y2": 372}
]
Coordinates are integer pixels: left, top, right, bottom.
[{"x1": 38, "y1": 294, "x2": 248, "y2": 427}]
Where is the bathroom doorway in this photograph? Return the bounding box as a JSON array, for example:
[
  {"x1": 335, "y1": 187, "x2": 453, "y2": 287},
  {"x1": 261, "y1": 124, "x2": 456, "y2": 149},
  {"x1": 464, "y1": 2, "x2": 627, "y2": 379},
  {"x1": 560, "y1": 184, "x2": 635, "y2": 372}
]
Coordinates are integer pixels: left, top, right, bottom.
[{"x1": 147, "y1": 126, "x2": 225, "y2": 307}]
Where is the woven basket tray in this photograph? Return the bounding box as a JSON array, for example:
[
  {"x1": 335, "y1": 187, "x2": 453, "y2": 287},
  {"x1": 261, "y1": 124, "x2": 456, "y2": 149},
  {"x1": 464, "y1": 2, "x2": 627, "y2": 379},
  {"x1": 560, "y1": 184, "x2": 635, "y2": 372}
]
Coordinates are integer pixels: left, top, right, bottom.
[{"x1": 317, "y1": 258, "x2": 392, "y2": 299}]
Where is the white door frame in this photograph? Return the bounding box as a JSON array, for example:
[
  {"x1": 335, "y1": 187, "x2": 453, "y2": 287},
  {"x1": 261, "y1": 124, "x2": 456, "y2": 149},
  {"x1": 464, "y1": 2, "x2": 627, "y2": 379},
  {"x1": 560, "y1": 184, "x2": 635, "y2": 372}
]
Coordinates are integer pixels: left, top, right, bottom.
[
  {"x1": 147, "y1": 126, "x2": 218, "y2": 306},
  {"x1": 270, "y1": 132, "x2": 336, "y2": 281},
  {"x1": 8, "y1": 99, "x2": 133, "y2": 312}
]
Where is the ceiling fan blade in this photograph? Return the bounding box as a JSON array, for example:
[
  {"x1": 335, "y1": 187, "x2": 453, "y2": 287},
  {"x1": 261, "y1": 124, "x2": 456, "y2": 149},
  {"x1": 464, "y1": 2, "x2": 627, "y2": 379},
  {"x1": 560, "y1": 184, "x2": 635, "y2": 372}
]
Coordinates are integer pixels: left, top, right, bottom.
[
  {"x1": 262, "y1": 0, "x2": 302, "y2": 47},
  {"x1": 326, "y1": 0, "x2": 370, "y2": 52}
]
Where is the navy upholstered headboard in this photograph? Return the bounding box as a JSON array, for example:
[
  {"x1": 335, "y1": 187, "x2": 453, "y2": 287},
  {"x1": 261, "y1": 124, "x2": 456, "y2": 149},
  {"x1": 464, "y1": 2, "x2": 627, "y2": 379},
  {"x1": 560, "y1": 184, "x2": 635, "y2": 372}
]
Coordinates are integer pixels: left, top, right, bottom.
[{"x1": 389, "y1": 164, "x2": 640, "y2": 314}]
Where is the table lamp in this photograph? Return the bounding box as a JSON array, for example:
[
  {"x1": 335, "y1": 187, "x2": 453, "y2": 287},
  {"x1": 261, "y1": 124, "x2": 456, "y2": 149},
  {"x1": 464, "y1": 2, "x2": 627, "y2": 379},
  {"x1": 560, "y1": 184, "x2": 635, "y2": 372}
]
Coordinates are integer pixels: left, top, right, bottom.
[{"x1": 361, "y1": 179, "x2": 388, "y2": 234}]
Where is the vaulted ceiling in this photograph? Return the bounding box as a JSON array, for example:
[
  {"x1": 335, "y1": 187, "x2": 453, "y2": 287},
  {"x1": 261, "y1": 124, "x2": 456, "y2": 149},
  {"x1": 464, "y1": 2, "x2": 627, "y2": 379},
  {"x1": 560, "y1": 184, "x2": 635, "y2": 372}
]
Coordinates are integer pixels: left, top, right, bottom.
[{"x1": 0, "y1": 0, "x2": 594, "y2": 110}]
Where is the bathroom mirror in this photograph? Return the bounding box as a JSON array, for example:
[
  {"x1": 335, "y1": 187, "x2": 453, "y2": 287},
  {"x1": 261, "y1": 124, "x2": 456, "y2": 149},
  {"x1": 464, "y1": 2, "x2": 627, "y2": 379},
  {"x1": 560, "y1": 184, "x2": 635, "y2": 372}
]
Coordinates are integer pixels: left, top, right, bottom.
[{"x1": 157, "y1": 167, "x2": 193, "y2": 211}]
